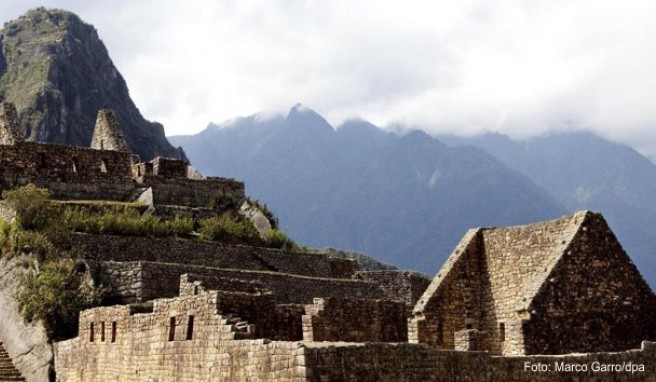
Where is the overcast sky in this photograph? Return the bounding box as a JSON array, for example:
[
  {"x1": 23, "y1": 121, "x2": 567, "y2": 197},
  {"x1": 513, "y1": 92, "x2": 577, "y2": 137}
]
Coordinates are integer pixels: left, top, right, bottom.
[{"x1": 2, "y1": 1, "x2": 656, "y2": 156}]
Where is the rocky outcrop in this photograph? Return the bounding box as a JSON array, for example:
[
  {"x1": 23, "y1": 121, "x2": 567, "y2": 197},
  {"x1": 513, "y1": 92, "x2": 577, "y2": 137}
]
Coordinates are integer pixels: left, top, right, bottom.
[
  {"x1": 0, "y1": 255, "x2": 53, "y2": 382},
  {"x1": 0, "y1": 8, "x2": 185, "y2": 161}
]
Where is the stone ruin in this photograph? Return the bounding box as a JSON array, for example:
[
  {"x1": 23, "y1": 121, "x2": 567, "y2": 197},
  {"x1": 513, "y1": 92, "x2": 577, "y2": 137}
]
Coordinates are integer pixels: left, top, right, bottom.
[
  {"x1": 0, "y1": 102, "x2": 655, "y2": 381},
  {"x1": 0, "y1": 101, "x2": 244, "y2": 214},
  {"x1": 90, "y1": 109, "x2": 131, "y2": 153}
]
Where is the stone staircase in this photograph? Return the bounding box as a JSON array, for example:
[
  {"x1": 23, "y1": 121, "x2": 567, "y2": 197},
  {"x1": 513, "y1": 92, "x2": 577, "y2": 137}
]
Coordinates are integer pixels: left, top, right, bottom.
[
  {"x1": 220, "y1": 313, "x2": 255, "y2": 340},
  {"x1": 0, "y1": 342, "x2": 25, "y2": 382}
]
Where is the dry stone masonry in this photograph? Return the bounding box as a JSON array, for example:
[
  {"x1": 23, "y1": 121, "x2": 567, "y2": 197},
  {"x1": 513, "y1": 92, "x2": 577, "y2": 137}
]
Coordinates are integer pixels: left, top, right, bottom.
[
  {"x1": 90, "y1": 109, "x2": 130, "y2": 153},
  {"x1": 410, "y1": 211, "x2": 656, "y2": 356},
  {"x1": 0, "y1": 102, "x2": 23, "y2": 146},
  {"x1": 0, "y1": 103, "x2": 244, "y2": 206},
  {"x1": 0, "y1": 102, "x2": 654, "y2": 381}
]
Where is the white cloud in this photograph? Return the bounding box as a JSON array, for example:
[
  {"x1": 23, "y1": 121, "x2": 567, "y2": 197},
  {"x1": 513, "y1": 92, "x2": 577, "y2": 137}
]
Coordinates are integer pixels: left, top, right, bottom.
[{"x1": 3, "y1": 0, "x2": 656, "y2": 156}]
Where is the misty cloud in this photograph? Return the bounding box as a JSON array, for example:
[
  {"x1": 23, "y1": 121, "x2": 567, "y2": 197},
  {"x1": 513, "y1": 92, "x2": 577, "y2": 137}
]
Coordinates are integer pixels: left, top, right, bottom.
[{"x1": 2, "y1": 0, "x2": 656, "y2": 156}]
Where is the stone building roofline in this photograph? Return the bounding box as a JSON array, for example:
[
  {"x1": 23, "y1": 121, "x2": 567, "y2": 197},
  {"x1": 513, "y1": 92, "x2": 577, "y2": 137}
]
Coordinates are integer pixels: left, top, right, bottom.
[
  {"x1": 90, "y1": 109, "x2": 131, "y2": 153},
  {"x1": 412, "y1": 227, "x2": 481, "y2": 314},
  {"x1": 413, "y1": 210, "x2": 596, "y2": 316},
  {"x1": 523, "y1": 210, "x2": 655, "y2": 310},
  {"x1": 481, "y1": 210, "x2": 591, "y2": 313}
]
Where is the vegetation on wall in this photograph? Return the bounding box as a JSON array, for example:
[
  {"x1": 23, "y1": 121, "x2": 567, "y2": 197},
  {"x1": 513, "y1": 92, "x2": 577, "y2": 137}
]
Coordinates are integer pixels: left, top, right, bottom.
[
  {"x1": 198, "y1": 216, "x2": 263, "y2": 245},
  {"x1": 2, "y1": 183, "x2": 52, "y2": 230},
  {"x1": 0, "y1": 183, "x2": 301, "y2": 341},
  {"x1": 15, "y1": 260, "x2": 101, "y2": 341},
  {"x1": 61, "y1": 206, "x2": 194, "y2": 238}
]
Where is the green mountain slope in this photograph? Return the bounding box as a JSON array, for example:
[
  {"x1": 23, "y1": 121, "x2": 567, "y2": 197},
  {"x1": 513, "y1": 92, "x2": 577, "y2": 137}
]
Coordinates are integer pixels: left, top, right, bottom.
[{"x1": 0, "y1": 8, "x2": 184, "y2": 161}]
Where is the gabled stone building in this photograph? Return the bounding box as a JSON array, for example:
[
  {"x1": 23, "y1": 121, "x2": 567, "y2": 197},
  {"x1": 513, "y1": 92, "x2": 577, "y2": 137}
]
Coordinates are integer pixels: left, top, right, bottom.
[{"x1": 410, "y1": 210, "x2": 656, "y2": 355}]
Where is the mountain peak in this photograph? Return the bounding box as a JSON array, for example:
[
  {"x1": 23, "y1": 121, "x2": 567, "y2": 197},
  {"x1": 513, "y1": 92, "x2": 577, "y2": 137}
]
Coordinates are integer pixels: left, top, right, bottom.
[
  {"x1": 0, "y1": 7, "x2": 184, "y2": 161},
  {"x1": 285, "y1": 104, "x2": 334, "y2": 134}
]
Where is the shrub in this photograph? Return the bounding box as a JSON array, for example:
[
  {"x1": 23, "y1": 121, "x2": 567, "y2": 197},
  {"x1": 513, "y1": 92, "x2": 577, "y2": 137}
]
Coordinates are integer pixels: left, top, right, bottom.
[
  {"x1": 2, "y1": 184, "x2": 53, "y2": 230},
  {"x1": 0, "y1": 220, "x2": 55, "y2": 260},
  {"x1": 198, "y1": 216, "x2": 263, "y2": 245},
  {"x1": 210, "y1": 192, "x2": 240, "y2": 211},
  {"x1": 16, "y1": 260, "x2": 101, "y2": 341},
  {"x1": 264, "y1": 229, "x2": 298, "y2": 251}
]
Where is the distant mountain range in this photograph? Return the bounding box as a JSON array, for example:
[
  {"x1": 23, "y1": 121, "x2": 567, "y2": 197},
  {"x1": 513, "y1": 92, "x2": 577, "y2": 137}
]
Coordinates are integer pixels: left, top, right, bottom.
[
  {"x1": 0, "y1": 8, "x2": 184, "y2": 161},
  {"x1": 170, "y1": 105, "x2": 567, "y2": 275},
  {"x1": 171, "y1": 106, "x2": 656, "y2": 289}
]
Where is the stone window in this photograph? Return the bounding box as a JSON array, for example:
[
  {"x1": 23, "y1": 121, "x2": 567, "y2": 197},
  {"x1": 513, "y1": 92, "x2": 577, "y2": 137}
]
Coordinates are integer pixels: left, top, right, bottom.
[
  {"x1": 168, "y1": 317, "x2": 176, "y2": 341},
  {"x1": 101, "y1": 322, "x2": 105, "y2": 342},
  {"x1": 499, "y1": 323, "x2": 505, "y2": 343},
  {"x1": 193, "y1": 285, "x2": 199, "y2": 295},
  {"x1": 38, "y1": 153, "x2": 47, "y2": 169},
  {"x1": 72, "y1": 157, "x2": 79, "y2": 173},
  {"x1": 186, "y1": 315, "x2": 194, "y2": 340},
  {"x1": 437, "y1": 320, "x2": 443, "y2": 345},
  {"x1": 111, "y1": 322, "x2": 117, "y2": 343},
  {"x1": 89, "y1": 323, "x2": 95, "y2": 342},
  {"x1": 100, "y1": 159, "x2": 108, "y2": 173}
]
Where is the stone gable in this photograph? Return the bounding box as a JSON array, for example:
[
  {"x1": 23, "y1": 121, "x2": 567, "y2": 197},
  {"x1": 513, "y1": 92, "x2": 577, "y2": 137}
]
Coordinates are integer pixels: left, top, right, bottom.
[{"x1": 410, "y1": 211, "x2": 656, "y2": 356}]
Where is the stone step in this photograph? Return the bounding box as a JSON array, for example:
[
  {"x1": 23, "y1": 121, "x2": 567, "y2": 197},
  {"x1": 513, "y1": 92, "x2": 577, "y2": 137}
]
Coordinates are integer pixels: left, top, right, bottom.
[{"x1": 0, "y1": 342, "x2": 26, "y2": 382}]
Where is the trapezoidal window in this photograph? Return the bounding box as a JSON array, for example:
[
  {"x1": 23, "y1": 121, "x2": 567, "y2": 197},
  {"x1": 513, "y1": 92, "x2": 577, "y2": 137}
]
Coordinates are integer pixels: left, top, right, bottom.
[
  {"x1": 168, "y1": 317, "x2": 176, "y2": 342},
  {"x1": 100, "y1": 322, "x2": 105, "y2": 342},
  {"x1": 89, "y1": 322, "x2": 95, "y2": 342},
  {"x1": 111, "y1": 321, "x2": 117, "y2": 343},
  {"x1": 38, "y1": 153, "x2": 47, "y2": 169},
  {"x1": 499, "y1": 323, "x2": 506, "y2": 343},
  {"x1": 186, "y1": 315, "x2": 194, "y2": 341},
  {"x1": 100, "y1": 159, "x2": 108, "y2": 173}
]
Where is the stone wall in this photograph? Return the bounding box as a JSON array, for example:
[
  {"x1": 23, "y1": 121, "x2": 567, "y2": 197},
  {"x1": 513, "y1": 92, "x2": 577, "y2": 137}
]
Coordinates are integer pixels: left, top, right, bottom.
[
  {"x1": 355, "y1": 271, "x2": 430, "y2": 308},
  {"x1": 477, "y1": 211, "x2": 582, "y2": 354},
  {"x1": 137, "y1": 175, "x2": 244, "y2": 207},
  {"x1": 151, "y1": 157, "x2": 188, "y2": 178},
  {"x1": 302, "y1": 298, "x2": 408, "y2": 343},
  {"x1": 53, "y1": 270, "x2": 656, "y2": 381},
  {"x1": 89, "y1": 261, "x2": 385, "y2": 305},
  {"x1": 54, "y1": 288, "x2": 307, "y2": 381},
  {"x1": 409, "y1": 228, "x2": 483, "y2": 348},
  {"x1": 180, "y1": 274, "x2": 305, "y2": 341},
  {"x1": 522, "y1": 212, "x2": 656, "y2": 355},
  {"x1": 410, "y1": 211, "x2": 656, "y2": 356},
  {"x1": 55, "y1": 333, "x2": 656, "y2": 382},
  {"x1": 72, "y1": 233, "x2": 357, "y2": 278},
  {"x1": 0, "y1": 142, "x2": 134, "y2": 201},
  {"x1": 0, "y1": 133, "x2": 243, "y2": 209},
  {"x1": 303, "y1": 341, "x2": 656, "y2": 382}
]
